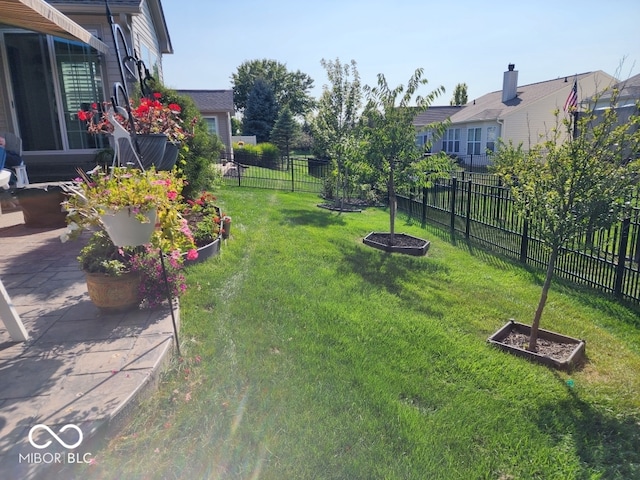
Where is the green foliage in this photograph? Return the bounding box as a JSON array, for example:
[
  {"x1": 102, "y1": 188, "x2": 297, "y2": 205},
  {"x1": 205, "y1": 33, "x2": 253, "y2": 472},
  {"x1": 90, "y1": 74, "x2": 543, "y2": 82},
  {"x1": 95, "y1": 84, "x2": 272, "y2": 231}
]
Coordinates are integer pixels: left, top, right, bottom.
[
  {"x1": 149, "y1": 82, "x2": 224, "y2": 198},
  {"x1": 362, "y1": 68, "x2": 452, "y2": 237},
  {"x1": 233, "y1": 142, "x2": 281, "y2": 169},
  {"x1": 450, "y1": 82, "x2": 468, "y2": 106},
  {"x1": 78, "y1": 230, "x2": 136, "y2": 275},
  {"x1": 242, "y1": 79, "x2": 278, "y2": 143},
  {"x1": 270, "y1": 106, "x2": 299, "y2": 157},
  {"x1": 231, "y1": 58, "x2": 315, "y2": 116}
]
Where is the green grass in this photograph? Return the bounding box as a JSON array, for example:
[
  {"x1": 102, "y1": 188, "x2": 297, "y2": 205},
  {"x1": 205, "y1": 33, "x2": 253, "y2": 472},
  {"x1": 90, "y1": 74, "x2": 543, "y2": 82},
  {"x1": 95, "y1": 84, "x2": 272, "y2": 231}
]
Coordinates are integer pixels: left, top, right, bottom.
[{"x1": 76, "y1": 188, "x2": 640, "y2": 479}]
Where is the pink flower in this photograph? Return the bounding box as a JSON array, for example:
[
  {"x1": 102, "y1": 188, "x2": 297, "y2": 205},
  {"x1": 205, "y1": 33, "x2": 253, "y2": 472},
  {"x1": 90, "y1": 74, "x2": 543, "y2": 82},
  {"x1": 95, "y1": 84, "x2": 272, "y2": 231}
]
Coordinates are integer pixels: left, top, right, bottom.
[
  {"x1": 186, "y1": 249, "x2": 198, "y2": 261},
  {"x1": 167, "y1": 190, "x2": 178, "y2": 201}
]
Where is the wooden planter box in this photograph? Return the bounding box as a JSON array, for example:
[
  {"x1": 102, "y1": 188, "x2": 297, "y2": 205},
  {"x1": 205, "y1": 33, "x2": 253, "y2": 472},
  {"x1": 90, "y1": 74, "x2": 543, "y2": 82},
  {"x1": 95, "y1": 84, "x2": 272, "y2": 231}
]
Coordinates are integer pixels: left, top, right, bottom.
[{"x1": 488, "y1": 320, "x2": 586, "y2": 370}]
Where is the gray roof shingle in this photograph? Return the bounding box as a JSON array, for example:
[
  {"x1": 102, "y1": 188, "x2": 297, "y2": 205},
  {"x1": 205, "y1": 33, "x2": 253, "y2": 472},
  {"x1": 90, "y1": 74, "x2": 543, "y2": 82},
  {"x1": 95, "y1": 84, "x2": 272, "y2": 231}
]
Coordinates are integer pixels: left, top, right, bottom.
[
  {"x1": 450, "y1": 72, "x2": 597, "y2": 124},
  {"x1": 177, "y1": 90, "x2": 234, "y2": 113},
  {"x1": 413, "y1": 106, "x2": 464, "y2": 128}
]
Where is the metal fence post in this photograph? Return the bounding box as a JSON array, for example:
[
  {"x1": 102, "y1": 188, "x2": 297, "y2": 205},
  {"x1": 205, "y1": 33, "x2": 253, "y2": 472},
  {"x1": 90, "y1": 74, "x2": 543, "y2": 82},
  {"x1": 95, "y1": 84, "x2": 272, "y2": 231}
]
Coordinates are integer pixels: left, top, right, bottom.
[
  {"x1": 421, "y1": 186, "x2": 427, "y2": 226},
  {"x1": 450, "y1": 177, "x2": 457, "y2": 234},
  {"x1": 465, "y1": 180, "x2": 472, "y2": 239},
  {"x1": 614, "y1": 217, "x2": 631, "y2": 297},
  {"x1": 520, "y1": 218, "x2": 529, "y2": 264}
]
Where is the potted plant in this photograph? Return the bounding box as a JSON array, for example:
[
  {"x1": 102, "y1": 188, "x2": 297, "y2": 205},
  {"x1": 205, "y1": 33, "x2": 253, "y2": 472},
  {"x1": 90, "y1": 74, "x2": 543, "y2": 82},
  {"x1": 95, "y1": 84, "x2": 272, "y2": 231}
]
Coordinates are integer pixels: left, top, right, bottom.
[
  {"x1": 63, "y1": 165, "x2": 198, "y2": 257},
  {"x1": 78, "y1": 230, "x2": 142, "y2": 312},
  {"x1": 77, "y1": 230, "x2": 189, "y2": 312},
  {"x1": 77, "y1": 92, "x2": 193, "y2": 170},
  {"x1": 182, "y1": 191, "x2": 223, "y2": 264},
  {"x1": 62, "y1": 165, "x2": 198, "y2": 311}
]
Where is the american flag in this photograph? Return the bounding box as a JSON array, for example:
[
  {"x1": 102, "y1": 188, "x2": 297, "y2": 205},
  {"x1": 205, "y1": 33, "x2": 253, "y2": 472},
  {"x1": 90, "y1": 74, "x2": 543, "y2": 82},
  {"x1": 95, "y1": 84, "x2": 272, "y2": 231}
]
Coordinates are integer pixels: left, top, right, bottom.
[{"x1": 564, "y1": 79, "x2": 578, "y2": 113}]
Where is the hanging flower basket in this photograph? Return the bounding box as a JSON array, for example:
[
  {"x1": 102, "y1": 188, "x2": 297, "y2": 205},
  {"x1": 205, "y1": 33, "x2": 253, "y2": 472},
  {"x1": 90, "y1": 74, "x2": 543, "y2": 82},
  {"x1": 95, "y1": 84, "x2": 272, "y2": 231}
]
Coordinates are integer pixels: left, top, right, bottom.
[{"x1": 100, "y1": 207, "x2": 157, "y2": 247}]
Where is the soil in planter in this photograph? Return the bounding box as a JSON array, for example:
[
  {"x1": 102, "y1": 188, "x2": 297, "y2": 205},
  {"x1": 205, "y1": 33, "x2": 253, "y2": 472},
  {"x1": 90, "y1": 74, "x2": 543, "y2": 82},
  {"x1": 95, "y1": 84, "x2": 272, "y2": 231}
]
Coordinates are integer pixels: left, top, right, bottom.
[
  {"x1": 366, "y1": 232, "x2": 427, "y2": 247},
  {"x1": 501, "y1": 330, "x2": 578, "y2": 363}
]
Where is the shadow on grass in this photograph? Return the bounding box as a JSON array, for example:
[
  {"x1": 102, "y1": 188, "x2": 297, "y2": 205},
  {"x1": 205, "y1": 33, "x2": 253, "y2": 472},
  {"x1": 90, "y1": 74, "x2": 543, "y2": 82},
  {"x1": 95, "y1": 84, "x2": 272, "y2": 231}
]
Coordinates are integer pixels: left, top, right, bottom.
[
  {"x1": 278, "y1": 208, "x2": 347, "y2": 228},
  {"x1": 336, "y1": 238, "x2": 452, "y2": 319},
  {"x1": 537, "y1": 376, "x2": 640, "y2": 479}
]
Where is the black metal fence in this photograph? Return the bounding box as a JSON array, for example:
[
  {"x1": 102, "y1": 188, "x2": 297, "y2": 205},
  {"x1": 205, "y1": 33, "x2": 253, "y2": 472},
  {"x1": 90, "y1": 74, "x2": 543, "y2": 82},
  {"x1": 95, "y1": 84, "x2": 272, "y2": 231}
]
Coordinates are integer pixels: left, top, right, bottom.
[
  {"x1": 219, "y1": 156, "x2": 640, "y2": 304},
  {"x1": 218, "y1": 156, "x2": 328, "y2": 194},
  {"x1": 398, "y1": 178, "x2": 640, "y2": 304}
]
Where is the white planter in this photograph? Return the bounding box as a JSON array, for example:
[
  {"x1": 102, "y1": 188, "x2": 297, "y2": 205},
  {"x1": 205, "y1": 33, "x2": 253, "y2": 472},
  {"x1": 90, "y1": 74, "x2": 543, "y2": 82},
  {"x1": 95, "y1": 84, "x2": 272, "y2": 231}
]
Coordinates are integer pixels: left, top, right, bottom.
[{"x1": 100, "y1": 207, "x2": 157, "y2": 247}]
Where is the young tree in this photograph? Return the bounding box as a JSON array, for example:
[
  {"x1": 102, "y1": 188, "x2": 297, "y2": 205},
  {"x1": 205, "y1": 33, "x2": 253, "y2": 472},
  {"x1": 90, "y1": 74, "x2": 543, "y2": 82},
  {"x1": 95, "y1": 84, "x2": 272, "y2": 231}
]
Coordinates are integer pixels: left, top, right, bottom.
[
  {"x1": 242, "y1": 78, "x2": 278, "y2": 143},
  {"x1": 231, "y1": 59, "x2": 315, "y2": 117},
  {"x1": 311, "y1": 58, "x2": 362, "y2": 206},
  {"x1": 450, "y1": 82, "x2": 468, "y2": 106},
  {"x1": 270, "y1": 106, "x2": 299, "y2": 164},
  {"x1": 363, "y1": 69, "x2": 451, "y2": 244},
  {"x1": 493, "y1": 86, "x2": 640, "y2": 351}
]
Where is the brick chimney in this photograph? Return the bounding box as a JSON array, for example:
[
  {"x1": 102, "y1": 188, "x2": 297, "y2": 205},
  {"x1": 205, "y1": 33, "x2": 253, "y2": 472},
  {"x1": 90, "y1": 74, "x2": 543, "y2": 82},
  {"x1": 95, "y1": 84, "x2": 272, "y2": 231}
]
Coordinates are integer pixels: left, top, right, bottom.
[{"x1": 502, "y1": 63, "x2": 518, "y2": 103}]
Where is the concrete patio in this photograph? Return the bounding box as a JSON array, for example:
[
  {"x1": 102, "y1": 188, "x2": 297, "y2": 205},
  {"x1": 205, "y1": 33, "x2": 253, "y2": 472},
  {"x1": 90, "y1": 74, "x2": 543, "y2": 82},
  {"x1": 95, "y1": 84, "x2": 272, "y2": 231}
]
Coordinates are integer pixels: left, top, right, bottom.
[{"x1": 0, "y1": 207, "x2": 178, "y2": 479}]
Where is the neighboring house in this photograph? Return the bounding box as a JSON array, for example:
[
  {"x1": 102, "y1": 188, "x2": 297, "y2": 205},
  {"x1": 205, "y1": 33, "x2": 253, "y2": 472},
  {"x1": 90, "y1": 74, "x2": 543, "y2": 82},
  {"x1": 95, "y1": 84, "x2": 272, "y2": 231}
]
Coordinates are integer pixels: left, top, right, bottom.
[
  {"x1": 593, "y1": 72, "x2": 640, "y2": 123},
  {"x1": 0, "y1": 0, "x2": 172, "y2": 181},
  {"x1": 413, "y1": 105, "x2": 464, "y2": 152},
  {"x1": 177, "y1": 89, "x2": 234, "y2": 158},
  {"x1": 431, "y1": 64, "x2": 617, "y2": 166}
]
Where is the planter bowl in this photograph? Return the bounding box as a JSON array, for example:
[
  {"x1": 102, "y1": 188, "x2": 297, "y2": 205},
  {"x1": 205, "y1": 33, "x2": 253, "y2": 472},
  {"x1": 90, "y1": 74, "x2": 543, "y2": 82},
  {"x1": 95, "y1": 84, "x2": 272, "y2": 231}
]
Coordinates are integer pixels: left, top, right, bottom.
[
  {"x1": 100, "y1": 207, "x2": 157, "y2": 247},
  {"x1": 488, "y1": 320, "x2": 586, "y2": 370},
  {"x1": 363, "y1": 232, "x2": 430, "y2": 256},
  {"x1": 85, "y1": 271, "x2": 141, "y2": 313}
]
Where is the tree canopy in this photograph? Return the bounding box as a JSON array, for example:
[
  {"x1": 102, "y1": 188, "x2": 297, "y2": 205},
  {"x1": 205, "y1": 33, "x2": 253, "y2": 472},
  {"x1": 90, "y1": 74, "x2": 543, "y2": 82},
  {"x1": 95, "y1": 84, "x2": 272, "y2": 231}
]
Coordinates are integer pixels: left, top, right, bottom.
[
  {"x1": 242, "y1": 78, "x2": 278, "y2": 143},
  {"x1": 450, "y1": 82, "x2": 468, "y2": 106},
  {"x1": 493, "y1": 85, "x2": 640, "y2": 350},
  {"x1": 231, "y1": 59, "x2": 315, "y2": 117},
  {"x1": 362, "y1": 69, "x2": 451, "y2": 243}
]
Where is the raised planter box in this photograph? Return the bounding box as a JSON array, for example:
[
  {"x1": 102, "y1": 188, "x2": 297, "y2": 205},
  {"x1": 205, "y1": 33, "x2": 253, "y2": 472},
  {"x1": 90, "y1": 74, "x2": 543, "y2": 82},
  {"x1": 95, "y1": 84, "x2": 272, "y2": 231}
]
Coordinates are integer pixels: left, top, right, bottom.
[
  {"x1": 363, "y1": 232, "x2": 430, "y2": 256},
  {"x1": 183, "y1": 238, "x2": 221, "y2": 266},
  {"x1": 488, "y1": 320, "x2": 586, "y2": 370}
]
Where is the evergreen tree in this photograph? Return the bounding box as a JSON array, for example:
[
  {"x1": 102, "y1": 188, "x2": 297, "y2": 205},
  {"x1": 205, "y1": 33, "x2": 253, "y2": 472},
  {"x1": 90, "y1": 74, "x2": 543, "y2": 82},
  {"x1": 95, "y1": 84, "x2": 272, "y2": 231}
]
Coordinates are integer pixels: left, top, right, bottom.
[
  {"x1": 242, "y1": 78, "x2": 278, "y2": 143},
  {"x1": 270, "y1": 106, "x2": 298, "y2": 161}
]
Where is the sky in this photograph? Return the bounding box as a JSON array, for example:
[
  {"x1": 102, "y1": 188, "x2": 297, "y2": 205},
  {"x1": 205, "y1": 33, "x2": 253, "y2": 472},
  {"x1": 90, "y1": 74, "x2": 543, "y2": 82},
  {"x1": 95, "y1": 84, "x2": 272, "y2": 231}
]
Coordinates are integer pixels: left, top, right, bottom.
[{"x1": 160, "y1": 0, "x2": 640, "y2": 106}]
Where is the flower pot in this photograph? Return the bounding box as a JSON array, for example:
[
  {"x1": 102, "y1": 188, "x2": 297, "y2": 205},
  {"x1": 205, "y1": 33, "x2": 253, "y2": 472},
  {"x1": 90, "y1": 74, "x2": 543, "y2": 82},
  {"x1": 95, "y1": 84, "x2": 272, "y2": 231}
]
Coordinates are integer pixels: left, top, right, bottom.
[
  {"x1": 159, "y1": 141, "x2": 180, "y2": 170},
  {"x1": 487, "y1": 320, "x2": 586, "y2": 370},
  {"x1": 222, "y1": 218, "x2": 231, "y2": 240},
  {"x1": 16, "y1": 186, "x2": 68, "y2": 228},
  {"x1": 183, "y1": 238, "x2": 221, "y2": 266},
  {"x1": 85, "y1": 271, "x2": 141, "y2": 313},
  {"x1": 115, "y1": 134, "x2": 167, "y2": 168},
  {"x1": 100, "y1": 207, "x2": 157, "y2": 247}
]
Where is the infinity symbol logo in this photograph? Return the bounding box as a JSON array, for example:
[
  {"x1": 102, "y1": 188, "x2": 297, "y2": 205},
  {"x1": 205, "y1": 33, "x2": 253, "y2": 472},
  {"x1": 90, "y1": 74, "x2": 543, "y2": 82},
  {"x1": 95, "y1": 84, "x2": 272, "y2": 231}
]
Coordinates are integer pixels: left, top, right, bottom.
[{"x1": 28, "y1": 424, "x2": 83, "y2": 450}]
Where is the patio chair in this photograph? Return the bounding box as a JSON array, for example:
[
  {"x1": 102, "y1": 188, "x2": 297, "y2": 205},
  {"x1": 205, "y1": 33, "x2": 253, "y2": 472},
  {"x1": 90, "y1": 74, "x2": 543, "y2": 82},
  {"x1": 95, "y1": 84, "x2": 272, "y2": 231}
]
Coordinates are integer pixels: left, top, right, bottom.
[{"x1": 0, "y1": 131, "x2": 29, "y2": 187}]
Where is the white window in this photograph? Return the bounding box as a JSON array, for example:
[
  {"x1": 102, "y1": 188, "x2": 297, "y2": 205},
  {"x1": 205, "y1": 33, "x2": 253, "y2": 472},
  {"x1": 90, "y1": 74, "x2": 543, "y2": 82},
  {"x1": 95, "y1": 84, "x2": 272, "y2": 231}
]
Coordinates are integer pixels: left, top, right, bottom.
[
  {"x1": 442, "y1": 128, "x2": 460, "y2": 153},
  {"x1": 467, "y1": 127, "x2": 481, "y2": 155},
  {"x1": 205, "y1": 117, "x2": 218, "y2": 136},
  {"x1": 486, "y1": 126, "x2": 497, "y2": 152}
]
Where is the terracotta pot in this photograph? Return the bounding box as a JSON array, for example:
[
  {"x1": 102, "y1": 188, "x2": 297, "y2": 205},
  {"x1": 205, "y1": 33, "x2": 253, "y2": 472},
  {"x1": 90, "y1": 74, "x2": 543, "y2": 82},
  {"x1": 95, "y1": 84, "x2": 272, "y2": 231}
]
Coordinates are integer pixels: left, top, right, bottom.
[{"x1": 85, "y1": 271, "x2": 141, "y2": 313}]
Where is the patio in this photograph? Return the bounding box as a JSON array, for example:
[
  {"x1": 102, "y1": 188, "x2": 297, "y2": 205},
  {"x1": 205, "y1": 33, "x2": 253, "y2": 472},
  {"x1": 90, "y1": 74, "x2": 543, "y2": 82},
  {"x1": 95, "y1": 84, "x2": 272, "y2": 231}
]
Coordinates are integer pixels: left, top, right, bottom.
[{"x1": 0, "y1": 208, "x2": 178, "y2": 479}]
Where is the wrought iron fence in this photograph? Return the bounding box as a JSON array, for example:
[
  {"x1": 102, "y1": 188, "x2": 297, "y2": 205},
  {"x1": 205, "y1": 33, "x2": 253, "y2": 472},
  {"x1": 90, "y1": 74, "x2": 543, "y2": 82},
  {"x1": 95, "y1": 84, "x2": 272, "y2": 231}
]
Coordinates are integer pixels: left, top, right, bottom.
[
  {"x1": 218, "y1": 155, "x2": 328, "y2": 194},
  {"x1": 398, "y1": 178, "x2": 640, "y2": 304}
]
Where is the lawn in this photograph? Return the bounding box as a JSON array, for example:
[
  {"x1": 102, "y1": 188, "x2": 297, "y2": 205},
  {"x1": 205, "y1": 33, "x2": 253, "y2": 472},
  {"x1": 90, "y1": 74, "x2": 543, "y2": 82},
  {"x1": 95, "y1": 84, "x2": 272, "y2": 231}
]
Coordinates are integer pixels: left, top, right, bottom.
[{"x1": 78, "y1": 188, "x2": 640, "y2": 479}]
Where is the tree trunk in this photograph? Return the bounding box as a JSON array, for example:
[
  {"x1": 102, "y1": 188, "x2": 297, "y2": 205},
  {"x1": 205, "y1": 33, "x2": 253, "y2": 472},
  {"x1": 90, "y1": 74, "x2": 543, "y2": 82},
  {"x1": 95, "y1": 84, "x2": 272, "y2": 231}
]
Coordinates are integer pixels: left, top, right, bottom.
[{"x1": 528, "y1": 246, "x2": 559, "y2": 351}]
